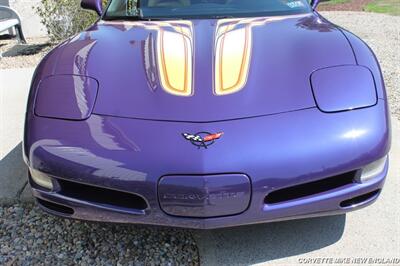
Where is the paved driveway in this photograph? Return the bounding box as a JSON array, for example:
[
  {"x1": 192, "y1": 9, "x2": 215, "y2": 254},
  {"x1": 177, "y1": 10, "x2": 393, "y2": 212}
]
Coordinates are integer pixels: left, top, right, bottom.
[{"x1": 0, "y1": 68, "x2": 32, "y2": 204}]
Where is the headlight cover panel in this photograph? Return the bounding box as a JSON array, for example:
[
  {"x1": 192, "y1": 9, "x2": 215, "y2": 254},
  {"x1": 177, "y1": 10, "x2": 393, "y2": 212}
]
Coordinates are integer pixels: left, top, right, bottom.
[
  {"x1": 34, "y1": 75, "x2": 98, "y2": 120},
  {"x1": 311, "y1": 65, "x2": 377, "y2": 113}
]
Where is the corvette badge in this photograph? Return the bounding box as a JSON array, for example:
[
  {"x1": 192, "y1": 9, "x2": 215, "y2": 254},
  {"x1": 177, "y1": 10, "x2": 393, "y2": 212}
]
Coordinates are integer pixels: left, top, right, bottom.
[{"x1": 182, "y1": 132, "x2": 224, "y2": 149}]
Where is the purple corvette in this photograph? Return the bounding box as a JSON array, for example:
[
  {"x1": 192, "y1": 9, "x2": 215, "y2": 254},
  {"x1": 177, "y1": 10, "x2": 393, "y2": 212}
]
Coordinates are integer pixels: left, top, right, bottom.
[{"x1": 23, "y1": 0, "x2": 391, "y2": 229}]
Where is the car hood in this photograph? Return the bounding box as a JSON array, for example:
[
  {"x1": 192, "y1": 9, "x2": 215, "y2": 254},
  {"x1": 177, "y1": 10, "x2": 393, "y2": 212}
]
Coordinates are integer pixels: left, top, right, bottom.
[{"x1": 48, "y1": 14, "x2": 355, "y2": 122}]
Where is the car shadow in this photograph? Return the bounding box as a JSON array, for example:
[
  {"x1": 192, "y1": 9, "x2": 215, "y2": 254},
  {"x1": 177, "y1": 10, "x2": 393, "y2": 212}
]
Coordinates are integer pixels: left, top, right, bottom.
[
  {"x1": 1, "y1": 43, "x2": 51, "y2": 57},
  {"x1": 194, "y1": 214, "x2": 346, "y2": 265},
  {"x1": 0, "y1": 142, "x2": 28, "y2": 203}
]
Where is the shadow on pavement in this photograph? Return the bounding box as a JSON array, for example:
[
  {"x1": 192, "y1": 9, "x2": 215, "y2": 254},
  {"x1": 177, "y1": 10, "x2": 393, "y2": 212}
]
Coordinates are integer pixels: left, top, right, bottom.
[
  {"x1": 2, "y1": 43, "x2": 51, "y2": 57},
  {"x1": 194, "y1": 214, "x2": 346, "y2": 265},
  {"x1": 0, "y1": 142, "x2": 27, "y2": 204}
]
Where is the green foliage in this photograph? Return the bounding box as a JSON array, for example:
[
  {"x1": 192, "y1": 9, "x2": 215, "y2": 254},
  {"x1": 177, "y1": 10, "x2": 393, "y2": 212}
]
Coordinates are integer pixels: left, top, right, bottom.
[
  {"x1": 322, "y1": 0, "x2": 350, "y2": 4},
  {"x1": 36, "y1": 0, "x2": 107, "y2": 42},
  {"x1": 364, "y1": 0, "x2": 400, "y2": 16}
]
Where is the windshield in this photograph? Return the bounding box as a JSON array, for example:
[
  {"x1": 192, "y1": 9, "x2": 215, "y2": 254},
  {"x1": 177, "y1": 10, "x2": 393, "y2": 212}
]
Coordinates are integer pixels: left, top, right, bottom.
[{"x1": 105, "y1": 0, "x2": 312, "y2": 19}]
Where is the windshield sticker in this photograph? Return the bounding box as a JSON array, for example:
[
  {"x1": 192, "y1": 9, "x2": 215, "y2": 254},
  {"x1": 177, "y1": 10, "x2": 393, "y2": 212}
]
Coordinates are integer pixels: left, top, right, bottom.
[{"x1": 286, "y1": 1, "x2": 305, "y2": 8}]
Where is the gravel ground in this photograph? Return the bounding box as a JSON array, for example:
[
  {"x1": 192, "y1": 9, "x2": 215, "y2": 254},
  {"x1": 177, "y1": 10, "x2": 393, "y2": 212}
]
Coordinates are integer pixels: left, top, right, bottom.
[
  {"x1": 0, "y1": 204, "x2": 199, "y2": 265},
  {"x1": 321, "y1": 11, "x2": 400, "y2": 120}
]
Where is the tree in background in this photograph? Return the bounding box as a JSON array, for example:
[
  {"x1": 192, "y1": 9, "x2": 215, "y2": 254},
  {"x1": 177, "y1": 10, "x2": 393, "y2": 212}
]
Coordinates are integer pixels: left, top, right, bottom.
[{"x1": 36, "y1": 0, "x2": 108, "y2": 42}]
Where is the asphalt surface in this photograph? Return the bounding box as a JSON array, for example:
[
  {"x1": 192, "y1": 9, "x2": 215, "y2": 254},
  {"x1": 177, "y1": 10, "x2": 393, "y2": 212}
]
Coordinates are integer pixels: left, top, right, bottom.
[{"x1": 1, "y1": 11, "x2": 400, "y2": 266}]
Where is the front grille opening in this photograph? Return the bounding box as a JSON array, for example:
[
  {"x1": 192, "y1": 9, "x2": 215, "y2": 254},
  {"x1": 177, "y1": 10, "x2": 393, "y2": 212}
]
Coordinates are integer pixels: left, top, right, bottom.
[
  {"x1": 340, "y1": 189, "x2": 380, "y2": 208},
  {"x1": 37, "y1": 198, "x2": 74, "y2": 215},
  {"x1": 264, "y1": 171, "x2": 357, "y2": 204},
  {"x1": 57, "y1": 179, "x2": 148, "y2": 211}
]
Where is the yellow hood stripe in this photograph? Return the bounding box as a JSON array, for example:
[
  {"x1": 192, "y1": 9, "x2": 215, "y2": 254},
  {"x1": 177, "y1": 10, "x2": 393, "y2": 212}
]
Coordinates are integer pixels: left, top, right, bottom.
[
  {"x1": 158, "y1": 27, "x2": 193, "y2": 96},
  {"x1": 102, "y1": 15, "x2": 306, "y2": 97}
]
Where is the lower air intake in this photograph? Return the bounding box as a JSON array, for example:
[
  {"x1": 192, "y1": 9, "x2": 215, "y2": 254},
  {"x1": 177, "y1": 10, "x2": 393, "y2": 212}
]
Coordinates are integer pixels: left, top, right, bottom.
[
  {"x1": 57, "y1": 179, "x2": 148, "y2": 211},
  {"x1": 264, "y1": 171, "x2": 357, "y2": 204},
  {"x1": 340, "y1": 189, "x2": 380, "y2": 208},
  {"x1": 37, "y1": 198, "x2": 74, "y2": 215}
]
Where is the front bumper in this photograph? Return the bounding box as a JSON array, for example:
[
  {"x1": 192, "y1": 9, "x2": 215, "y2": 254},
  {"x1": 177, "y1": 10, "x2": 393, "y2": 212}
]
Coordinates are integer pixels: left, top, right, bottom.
[{"x1": 24, "y1": 102, "x2": 390, "y2": 229}]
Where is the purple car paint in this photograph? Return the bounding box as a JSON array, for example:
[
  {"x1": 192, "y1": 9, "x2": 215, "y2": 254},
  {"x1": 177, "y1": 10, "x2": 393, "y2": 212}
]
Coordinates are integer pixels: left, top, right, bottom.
[
  {"x1": 34, "y1": 75, "x2": 99, "y2": 120},
  {"x1": 311, "y1": 65, "x2": 378, "y2": 112},
  {"x1": 158, "y1": 174, "x2": 251, "y2": 218},
  {"x1": 23, "y1": 0, "x2": 391, "y2": 229}
]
